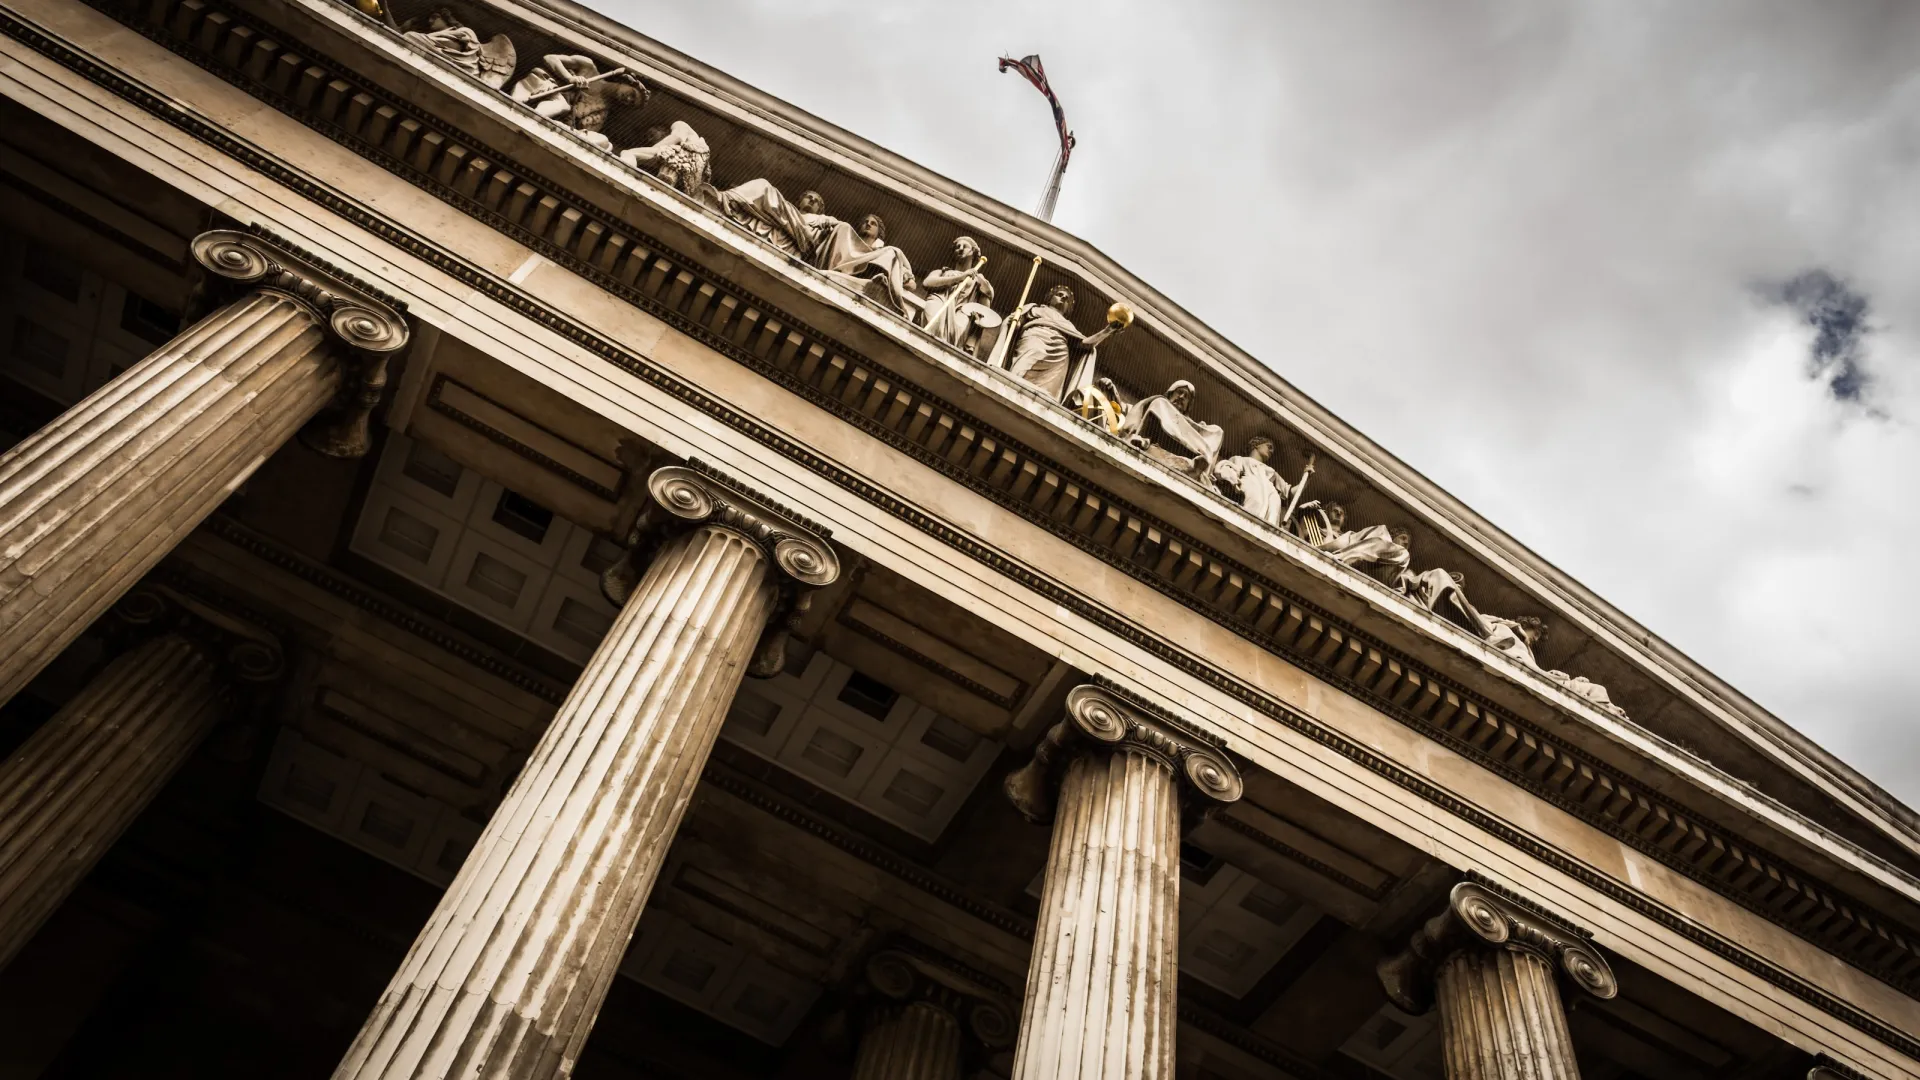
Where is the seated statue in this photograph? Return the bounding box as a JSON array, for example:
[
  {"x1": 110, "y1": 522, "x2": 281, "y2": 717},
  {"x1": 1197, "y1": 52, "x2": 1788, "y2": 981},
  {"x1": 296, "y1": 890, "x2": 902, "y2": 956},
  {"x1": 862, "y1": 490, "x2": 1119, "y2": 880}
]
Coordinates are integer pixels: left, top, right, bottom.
[
  {"x1": 1479, "y1": 612, "x2": 1545, "y2": 667},
  {"x1": 811, "y1": 213, "x2": 919, "y2": 318},
  {"x1": 918, "y1": 237, "x2": 998, "y2": 351},
  {"x1": 400, "y1": 8, "x2": 515, "y2": 87},
  {"x1": 1474, "y1": 614, "x2": 1628, "y2": 716},
  {"x1": 1392, "y1": 562, "x2": 1485, "y2": 635},
  {"x1": 1115, "y1": 379, "x2": 1225, "y2": 479},
  {"x1": 1546, "y1": 671, "x2": 1628, "y2": 717},
  {"x1": 715, "y1": 180, "x2": 835, "y2": 258},
  {"x1": 1002, "y1": 284, "x2": 1088, "y2": 400},
  {"x1": 510, "y1": 55, "x2": 647, "y2": 151},
  {"x1": 1315, "y1": 505, "x2": 1413, "y2": 579},
  {"x1": 1211, "y1": 436, "x2": 1296, "y2": 529},
  {"x1": 619, "y1": 121, "x2": 713, "y2": 199}
]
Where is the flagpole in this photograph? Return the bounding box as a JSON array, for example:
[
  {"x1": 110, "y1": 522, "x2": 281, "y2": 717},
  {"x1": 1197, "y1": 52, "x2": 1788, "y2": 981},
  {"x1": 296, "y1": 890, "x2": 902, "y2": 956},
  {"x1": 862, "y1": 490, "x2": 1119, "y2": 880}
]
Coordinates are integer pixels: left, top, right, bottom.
[
  {"x1": 1036, "y1": 147, "x2": 1068, "y2": 222},
  {"x1": 999, "y1": 54, "x2": 1074, "y2": 223}
]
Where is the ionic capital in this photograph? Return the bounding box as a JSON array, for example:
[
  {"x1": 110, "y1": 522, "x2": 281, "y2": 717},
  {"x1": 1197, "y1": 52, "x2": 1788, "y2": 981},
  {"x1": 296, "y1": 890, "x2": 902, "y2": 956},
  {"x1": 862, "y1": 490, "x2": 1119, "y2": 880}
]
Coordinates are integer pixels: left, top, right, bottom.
[
  {"x1": 191, "y1": 229, "x2": 410, "y2": 458},
  {"x1": 644, "y1": 464, "x2": 839, "y2": 588},
  {"x1": 191, "y1": 229, "x2": 410, "y2": 355},
  {"x1": 1377, "y1": 879, "x2": 1617, "y2": 1014},
  {"x1": 1005, "y1": 681, "x2": 1243, "y2": 825},
  {"x1": 112, "y1": 583, "x2": 286, "y2": 685},
  {"x1": 862, "y1": 946, "x2": 1015, "y2": 1051}
]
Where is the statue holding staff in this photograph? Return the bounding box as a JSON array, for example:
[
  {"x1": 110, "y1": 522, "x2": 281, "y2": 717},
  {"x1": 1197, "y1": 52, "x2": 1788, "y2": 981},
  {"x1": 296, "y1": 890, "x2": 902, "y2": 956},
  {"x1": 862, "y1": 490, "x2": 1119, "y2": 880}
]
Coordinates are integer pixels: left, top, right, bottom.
[
  {"x1": 919, "y1": 237, "x2": 997, "y2": 350},
  {"x1": 510, "y1": 54, "x2": 646, "y2": 150},
  {"x1": 1212, "y1": 436, "x2": 1297, "y2": 529}
]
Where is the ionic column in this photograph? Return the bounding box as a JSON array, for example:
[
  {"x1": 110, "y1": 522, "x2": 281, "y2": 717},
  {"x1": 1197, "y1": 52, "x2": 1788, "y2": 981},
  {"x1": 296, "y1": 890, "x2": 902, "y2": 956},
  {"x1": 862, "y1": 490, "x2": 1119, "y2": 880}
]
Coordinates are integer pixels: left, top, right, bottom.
[
  {"x1": 0, "y1": 229, "x2": 407, "y2": 706},
  {"x1": 1377, "y1": 880, "x2": 1617, "y2": 1080},
  {"x1": 332, "y1": 465, "x2": 839, "y2": 1080},
  {"x1": 1003, "y1": 683, "x2": 1243, "y2": 1080},
  {"x1": 853, "y1": 947, "x2": 1015, "y2": 1080},
  {"x1": 0, "y1": 587, "x2": 282, "y2": 969}
]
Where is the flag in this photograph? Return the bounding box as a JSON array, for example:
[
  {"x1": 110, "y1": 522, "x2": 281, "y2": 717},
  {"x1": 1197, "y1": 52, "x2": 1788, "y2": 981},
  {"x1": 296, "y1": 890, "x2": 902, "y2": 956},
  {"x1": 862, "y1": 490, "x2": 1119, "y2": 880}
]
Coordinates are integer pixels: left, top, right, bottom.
[{"x1": 998, "y1": 54, "x2": 1076, "y2": 168}]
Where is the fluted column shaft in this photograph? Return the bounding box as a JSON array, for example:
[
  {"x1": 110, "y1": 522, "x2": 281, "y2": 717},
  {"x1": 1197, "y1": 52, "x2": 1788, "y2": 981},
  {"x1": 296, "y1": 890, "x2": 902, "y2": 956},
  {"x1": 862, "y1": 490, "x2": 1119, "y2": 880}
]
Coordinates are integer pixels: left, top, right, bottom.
[
  {"x1": 332, "y1": 465, "x2": 839, "y2": 1080},
  {"x1": 854, "y1": 1000, "x2": 963, "y2": 1080},
  {"x1": 1014, "y1": 748, "x2": 1183, "y2": 1080},
  {"x1": 1436, "y1": 947, "x2": 1580, "y2": 1080},
  {"x1": 0, "y1": 633, "x2": 227, "y2": 968},
  {"x1": 0, "y1": 230, "x2": 406, "y2": 707},
  {"x1": 1004, "y1": 686, "x2": 1242, "y2": 1080}
]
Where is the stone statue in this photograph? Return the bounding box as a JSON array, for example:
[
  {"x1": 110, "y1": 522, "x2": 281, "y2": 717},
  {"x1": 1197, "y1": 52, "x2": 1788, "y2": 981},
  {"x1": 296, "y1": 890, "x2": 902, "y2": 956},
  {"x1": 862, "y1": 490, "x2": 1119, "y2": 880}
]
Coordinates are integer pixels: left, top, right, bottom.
[
  {"x1": 509, "y1": 54, "x2": 646, "y2": 151},
  {"x1": 620, "y1": 122, "x2": 713, "y2": 199},
  {"x1": 1211, "y1": 436, "x2": 1297, "y2": 529},
  {"x1": 1475, "y1": 614, "x2": 1628, "y2": 716},
  {"x1": 1391, "y1": 560, "x2": 1485, "y2": 635},
  {"x1": 400, "y1": 8, "x2": 515, "y2": 88},
  {"x1": 811, "y1": 213, "x2": 919, "y2": 318},
  {"x1": 715, "y1": 180, "x2": 835, "y2": 259},
  {"x1": 918, "y1": 237, "x2": 998, "y2": 350},
  {"x1": 1002, "y1": 284, "x2": 1088, "y2": 400},
  {"x1": 1546, "y1": 670, "x2": 1628, "y2": 717},
  {"x1": 1315, "y1": 505, "x2": 1413, "y2": 580},
  {"x1": 1480, "y1": 612, "x2": 1544, "y2": 666},
  {"x1": 1114, "y1": 379, "x2": 1224, "y2": 479}
]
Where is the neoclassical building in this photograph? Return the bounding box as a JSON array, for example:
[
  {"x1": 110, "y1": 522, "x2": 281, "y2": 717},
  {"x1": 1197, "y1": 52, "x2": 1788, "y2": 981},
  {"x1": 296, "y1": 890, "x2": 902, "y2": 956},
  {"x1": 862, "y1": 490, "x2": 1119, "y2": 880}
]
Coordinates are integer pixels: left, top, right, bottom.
[{"x1": 0, "y1": 0, "x2": 1912, "y2": 1077}]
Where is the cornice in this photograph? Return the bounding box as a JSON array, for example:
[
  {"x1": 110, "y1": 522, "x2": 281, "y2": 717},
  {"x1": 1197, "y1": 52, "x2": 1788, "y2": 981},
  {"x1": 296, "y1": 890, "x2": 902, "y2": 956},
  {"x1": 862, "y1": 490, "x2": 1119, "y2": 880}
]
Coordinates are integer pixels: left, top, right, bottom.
[{"x1": 11, "y1": 1, "x2": 1917, "y2": 1055}]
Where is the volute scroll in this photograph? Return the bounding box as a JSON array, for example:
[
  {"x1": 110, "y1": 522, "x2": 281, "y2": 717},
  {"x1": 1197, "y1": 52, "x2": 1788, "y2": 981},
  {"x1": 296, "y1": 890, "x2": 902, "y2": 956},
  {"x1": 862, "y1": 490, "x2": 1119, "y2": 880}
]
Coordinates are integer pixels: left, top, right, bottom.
[{"x1": 1006, "y1": 681, "x2": 1243, "y2": 825}]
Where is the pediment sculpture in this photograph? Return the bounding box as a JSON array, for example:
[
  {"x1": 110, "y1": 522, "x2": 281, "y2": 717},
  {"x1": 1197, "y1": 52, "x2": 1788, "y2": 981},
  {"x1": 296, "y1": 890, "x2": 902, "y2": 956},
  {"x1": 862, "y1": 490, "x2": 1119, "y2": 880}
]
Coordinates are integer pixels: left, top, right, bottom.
[
  {"x1": 351, "y1": 0, "x2": 1630, "y2": 721},
  {"x1": 1113, "y1": 379, "x2": 1224, "y2": 480},
  {"x1": 399, "y1": 7, "x2": 516, "y2": 87},
  {"x1": 509, "y1": 53, "x2": 648, "y2": 151}
]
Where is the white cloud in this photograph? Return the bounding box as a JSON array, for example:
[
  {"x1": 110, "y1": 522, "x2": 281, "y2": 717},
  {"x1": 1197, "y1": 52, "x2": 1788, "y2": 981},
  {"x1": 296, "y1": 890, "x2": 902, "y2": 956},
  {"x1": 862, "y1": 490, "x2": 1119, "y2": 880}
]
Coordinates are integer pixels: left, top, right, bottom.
[{"x1": 600, "y1": 0, "x2": 1920, "y2": 801}]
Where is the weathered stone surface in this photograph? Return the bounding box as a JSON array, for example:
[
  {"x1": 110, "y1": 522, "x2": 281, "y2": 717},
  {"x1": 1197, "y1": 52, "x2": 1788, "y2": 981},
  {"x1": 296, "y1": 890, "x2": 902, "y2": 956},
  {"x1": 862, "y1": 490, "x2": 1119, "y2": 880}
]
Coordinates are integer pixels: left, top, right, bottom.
[
  {"x1": 0, "y1": 230, "x2": 405, "y2": 707},
  {"x1": 854, "y1": 1000, "x2": 961, "y2": 1080},
  {"x1": 0, "y1": 635, "x2": 222, "y2": 967},
  {"x1": 1007, "y1": 684, "x2": 1242, "y2": 1080},
  {"x1": 330, "y1": 465, "x2": 835, "y2": 1080},
  {"x1": 1379, "y1": 881, "x2": 1616, "y2": 1080}
]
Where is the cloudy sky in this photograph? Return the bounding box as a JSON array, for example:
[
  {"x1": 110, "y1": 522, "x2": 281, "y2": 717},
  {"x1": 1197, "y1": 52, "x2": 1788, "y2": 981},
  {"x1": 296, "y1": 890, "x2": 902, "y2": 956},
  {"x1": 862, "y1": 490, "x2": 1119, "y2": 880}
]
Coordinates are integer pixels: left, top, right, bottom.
[{"x1": 599, "y1": 0, "x2": 1920, "y2": 804}]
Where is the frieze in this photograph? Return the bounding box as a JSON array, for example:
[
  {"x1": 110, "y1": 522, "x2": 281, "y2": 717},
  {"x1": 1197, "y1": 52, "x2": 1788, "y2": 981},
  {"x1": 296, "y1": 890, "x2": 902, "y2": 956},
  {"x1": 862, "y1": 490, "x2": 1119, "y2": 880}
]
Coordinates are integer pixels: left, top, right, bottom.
[{"x1": 20, "y1": 2, "x2": 1920, "y2": 1050}]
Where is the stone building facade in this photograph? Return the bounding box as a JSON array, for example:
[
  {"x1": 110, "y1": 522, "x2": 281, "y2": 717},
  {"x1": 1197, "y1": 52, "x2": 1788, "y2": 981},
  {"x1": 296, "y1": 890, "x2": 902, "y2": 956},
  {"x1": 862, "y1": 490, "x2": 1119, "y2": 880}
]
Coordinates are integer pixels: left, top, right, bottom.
[{"x1": 0, "y1": 0, "x2": 1914, "y2": 1077}]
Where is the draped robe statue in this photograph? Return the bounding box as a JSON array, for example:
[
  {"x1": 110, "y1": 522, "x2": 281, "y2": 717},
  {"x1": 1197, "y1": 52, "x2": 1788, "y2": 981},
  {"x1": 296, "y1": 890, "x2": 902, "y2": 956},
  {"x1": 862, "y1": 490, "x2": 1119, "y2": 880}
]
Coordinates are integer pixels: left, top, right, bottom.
[
  {"x1": 1476, "y1": 613, "x2": 1628, "y2": 717},
  {"x1": 1116, "y1": 380, "x2": 1225, "y2": 479},
  {"x1": 620, "y1": 121, "x2": 713, "y2": 199},
  {"x1": 1211, "y1": 436, "x2": 1295, "y2": 528},
  {"x1": 1392, "y1": 563, "x2": 1485, "y2": 635},
  {"x1": 400, "y1": 8, "x2": 514, "y2": 87},
  {"x1": 811, "y1": 213, "x2": 919, "y2": 318},
  {"x1": 716, "y1": 181, "x2": 835, "y2": 259},
  {"x1": 919, "y1": 237, "x2": 997, "y2": 350},
  {"x1": 510, "y1": 54, "x2": 646, "y2": 151},
  {"x1": 1315, "y1": 505, "x2": 1413, "y2": 580},
  {"x1": 1004, "y1": 284, "x2": 1088, "y2": 400}
]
